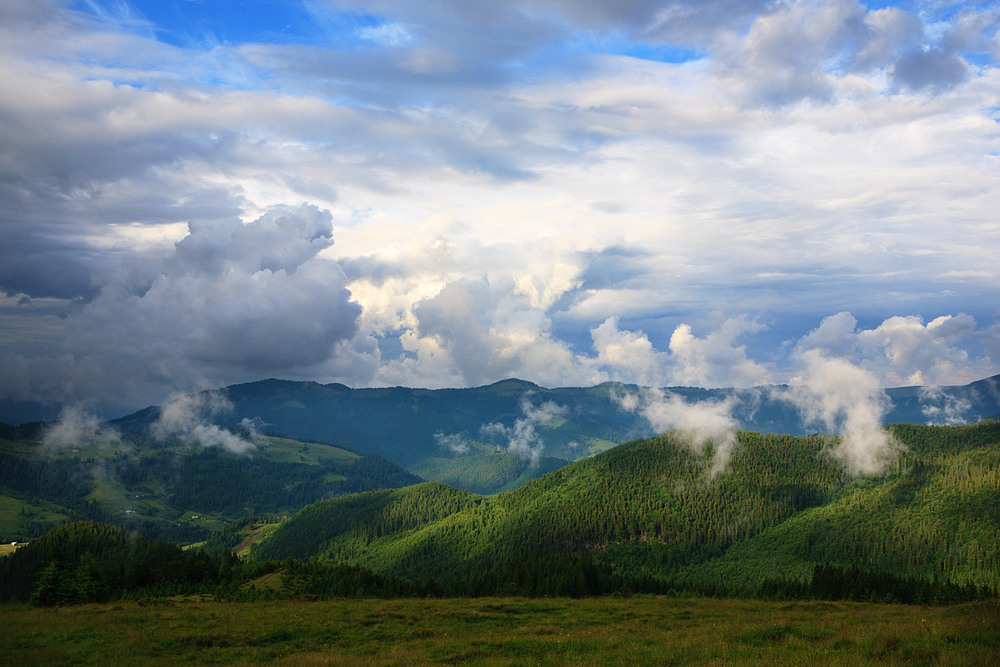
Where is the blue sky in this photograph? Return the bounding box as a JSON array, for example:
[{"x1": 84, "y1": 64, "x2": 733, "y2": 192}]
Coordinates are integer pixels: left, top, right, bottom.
[{"x1": 1, "y1": 0, "x2": 999, "y2": 418}]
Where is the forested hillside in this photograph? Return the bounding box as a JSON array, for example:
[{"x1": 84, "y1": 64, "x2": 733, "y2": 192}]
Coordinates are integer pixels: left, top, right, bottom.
[
  {"x1": 0, "y1": 430, "x2": 420, "y2": 543},
  {"x1": 252, "y1": 421, "x2": 1000, "y2": 599}
]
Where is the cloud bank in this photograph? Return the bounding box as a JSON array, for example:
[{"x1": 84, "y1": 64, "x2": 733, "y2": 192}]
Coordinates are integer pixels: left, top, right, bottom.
[{"x1": 0, "y1": 1, "x2": 998, "y2": 418}]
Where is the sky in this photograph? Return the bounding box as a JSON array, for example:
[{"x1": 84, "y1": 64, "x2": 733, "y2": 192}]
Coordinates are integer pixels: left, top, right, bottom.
[{"x1": 1, "y1": 0, "x2": 999, "y2": 419}]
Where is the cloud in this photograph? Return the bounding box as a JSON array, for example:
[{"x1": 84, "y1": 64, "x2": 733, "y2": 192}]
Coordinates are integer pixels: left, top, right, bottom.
[
  {"x1": 152, "y1": 391, "x2": 257, "y2": 454},
  {"x1": 857, "y1": 314, "x2": 978, "y2": 385},
  {"x1": 591, "y1": 316, "x2": 669, "y2": 387},
  {"x1": 480, "y1": 397, "x2": 567, "y2": 464},
  {"x1": 892, "y1": 46, "x2": 968, "y2": 92},
  {"x1": 358, "y1": 22, "x2": 413, "y2": 48},
  {"x1": 589, "y1": 316, "x2": 773, "y2": 389},
  {"x1": 0, "y1": 205, "x2": 363, "y2": 409},
  {"x1": 887, "y1": 5, "x2": 998, "y2": 93},
  {"x1": 712, "y1": 0, "x2": 866, "y2": 105},
  {"x1": 609, "y1": 387, "x2": 641, "y2": 413},
  {"x1": 434, "y1": 430, "x2": 469, "y2": 455},
  {"x1": 90, "y1": 205, "x2": 360, "y2": 377},
  {"x1": 706, "y1": 0, "x2": 996, "y2": 106},
  {"x1": 795, "y1": 312, "x2": 861, "y2": 360},
  {"x1": 852, "y1": 7, "x2": 924, "y2": 70},
  {"x1": 784, "y1": 349, "x2": 899, "y2": 475},
  {"x1": 919, "y1": 385, "x2": 973, "y2": 426},
  {"x1": 668, "y1": 317, "x2": 771, "y2": 388},
  {"x1": 613, "y1": 388, "x2": 738, "y2": 477},
  {"x1": 409, "y1": 274, "x2": 601, "y2": 388},
  {"x1": 0, "y1": 0, "x2": 999, "y2": 416},
  {"x1": 795, "y1": 312, "x2": 990, "y2": 387},
  {"x1": 42, "y1": 405, "x2": 122, "y2": 452}
]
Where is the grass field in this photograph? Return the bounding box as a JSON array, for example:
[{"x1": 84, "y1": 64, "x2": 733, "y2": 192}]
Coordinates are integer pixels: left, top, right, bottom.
[
  {"x1": 0, "y1": 493, "x2": 69, "y2": 541},
  {"x1": 0, "y1": 542, "x2": 23, "y2": 556},
  {"x1": 1, "y1": 596, "x2": 996, "y2": 665}
]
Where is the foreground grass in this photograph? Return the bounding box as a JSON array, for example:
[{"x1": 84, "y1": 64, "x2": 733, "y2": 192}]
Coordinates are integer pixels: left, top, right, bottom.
[{"x1": 1, "y1": 596, "x2": 997, "y2": 666}]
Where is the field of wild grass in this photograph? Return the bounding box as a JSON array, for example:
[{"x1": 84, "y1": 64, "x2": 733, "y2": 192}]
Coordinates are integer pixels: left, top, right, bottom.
[{"x1": 1, "y1": 596, "x2": 997, "y2": 665}]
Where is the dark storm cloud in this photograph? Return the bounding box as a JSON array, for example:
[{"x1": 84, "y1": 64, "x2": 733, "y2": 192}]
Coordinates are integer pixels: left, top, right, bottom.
[
  {"x1": 0, "y1": 60, "x2": 249, "y2": 299},
  {"x1": 87, "y1": 205, "x2": 360, "y2": 373},
  {"x1": 0, "y1": 205, "x2": 363, "y2": 407},
  {"x1": 0, "y1": 177, "x2": 245, "y2": 300}
]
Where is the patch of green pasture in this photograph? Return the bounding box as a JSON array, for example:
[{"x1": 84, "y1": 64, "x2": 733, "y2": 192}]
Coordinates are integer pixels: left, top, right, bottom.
[
  {"x1": 85, "y1": 474, "x2": 131, "y2": 506},
  {"x1": 177, "y1": 511, "x2": 230, "y2": 532},
  {"x1": 585, "y1": 438, "x2": 619, "y2": 456},
  {"x1": 0, "y1": 493, "x2": 70, "y2": 538},
  {"x1": 0, "y1": 543, "x2": 24, "y2": 556},
  {"x1": 239, "y1": 521, "x2": 284, "y2": 558},
  {"x1": 254, "y1": 437, "x2": 360, "y2": 467},
  {"x1": 0, "y1": 596, "x2": 995, "y2": 666},
  {"x1": 0, "y1": 437, "x2": 40, "y2": 456}
]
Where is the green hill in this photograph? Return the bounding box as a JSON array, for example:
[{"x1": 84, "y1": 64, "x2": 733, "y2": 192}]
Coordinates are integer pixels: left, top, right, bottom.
[
  {"x1": 411, "y1": 453, "x2": 570, "y2": 495},
  {"x1": 0, "y1": 430, "x2": 421, "y2": 543},
  {"x1": 250, "y1": 421, "x2": 1000, "y2": 596}
]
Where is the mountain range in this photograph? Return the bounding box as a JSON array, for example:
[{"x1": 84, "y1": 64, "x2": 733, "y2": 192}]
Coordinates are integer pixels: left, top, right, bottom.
[
  {"x1": 1, "y1": 376, "x2": 998, "y2": 603},
  {"x1": 2, "y1": 374, "x2": 998, "y2": 544},
  {"x1": 110, "y1": 374, "x2": 1000, "y2": 492}
]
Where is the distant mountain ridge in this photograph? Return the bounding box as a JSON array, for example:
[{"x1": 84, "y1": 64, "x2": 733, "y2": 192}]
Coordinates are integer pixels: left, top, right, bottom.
[{"x1": 108, "y1": 374, "x2": 1000, "y2": 489}]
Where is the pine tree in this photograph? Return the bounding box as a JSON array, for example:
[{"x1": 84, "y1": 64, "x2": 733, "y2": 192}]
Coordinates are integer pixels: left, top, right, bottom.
[{"x1": 30, "y1": 561, "x2": 74, "y2": 606}]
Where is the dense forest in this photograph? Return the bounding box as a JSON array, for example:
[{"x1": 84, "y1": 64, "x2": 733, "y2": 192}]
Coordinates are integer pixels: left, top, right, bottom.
[
  {"x1": 249, "y1": 422, "x2": 1000, "y2": 597},
  {"x1": 0, "y1": 522, "x2": 241, "y2": 604},
  {"x1": 1, "y1": 521, "x2": 990, "y2": 607},
  {"x1": 1, "y1": 421, "x2": 998, "y2": 607}
]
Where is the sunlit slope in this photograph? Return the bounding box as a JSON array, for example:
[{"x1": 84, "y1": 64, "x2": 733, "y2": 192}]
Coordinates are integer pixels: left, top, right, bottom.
[
  {"x1": 254, "y1": 430, "x2": 848, "y2": 578},
  {"x1": 673, "y1": 422, "x2": 1000, "y2": 590},
  {"x1": 410, "y1": 453, "x2": 570, "y2": 495},
  {"x1": 251, "y1": 482, "x2": 482, "y2": 562},
  {"x1": 252, "y1": 422, "x2": 1000, "y2": 590}
]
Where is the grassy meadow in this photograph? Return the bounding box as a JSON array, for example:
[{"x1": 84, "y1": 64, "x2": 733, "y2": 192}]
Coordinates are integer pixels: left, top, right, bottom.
[{"x1": 1, "y1": 596, "x2": 996, "y2": 666}]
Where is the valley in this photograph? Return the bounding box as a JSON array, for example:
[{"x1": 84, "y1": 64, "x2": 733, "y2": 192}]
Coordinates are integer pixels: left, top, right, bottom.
[{"x1": 0, "y1": 376, "x2": 997, "y2": 664}]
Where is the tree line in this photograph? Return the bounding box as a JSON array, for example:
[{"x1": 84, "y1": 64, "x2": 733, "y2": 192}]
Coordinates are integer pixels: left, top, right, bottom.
[{"x1": 2, "y1": 521, "x2": 993, "y2": 606}]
